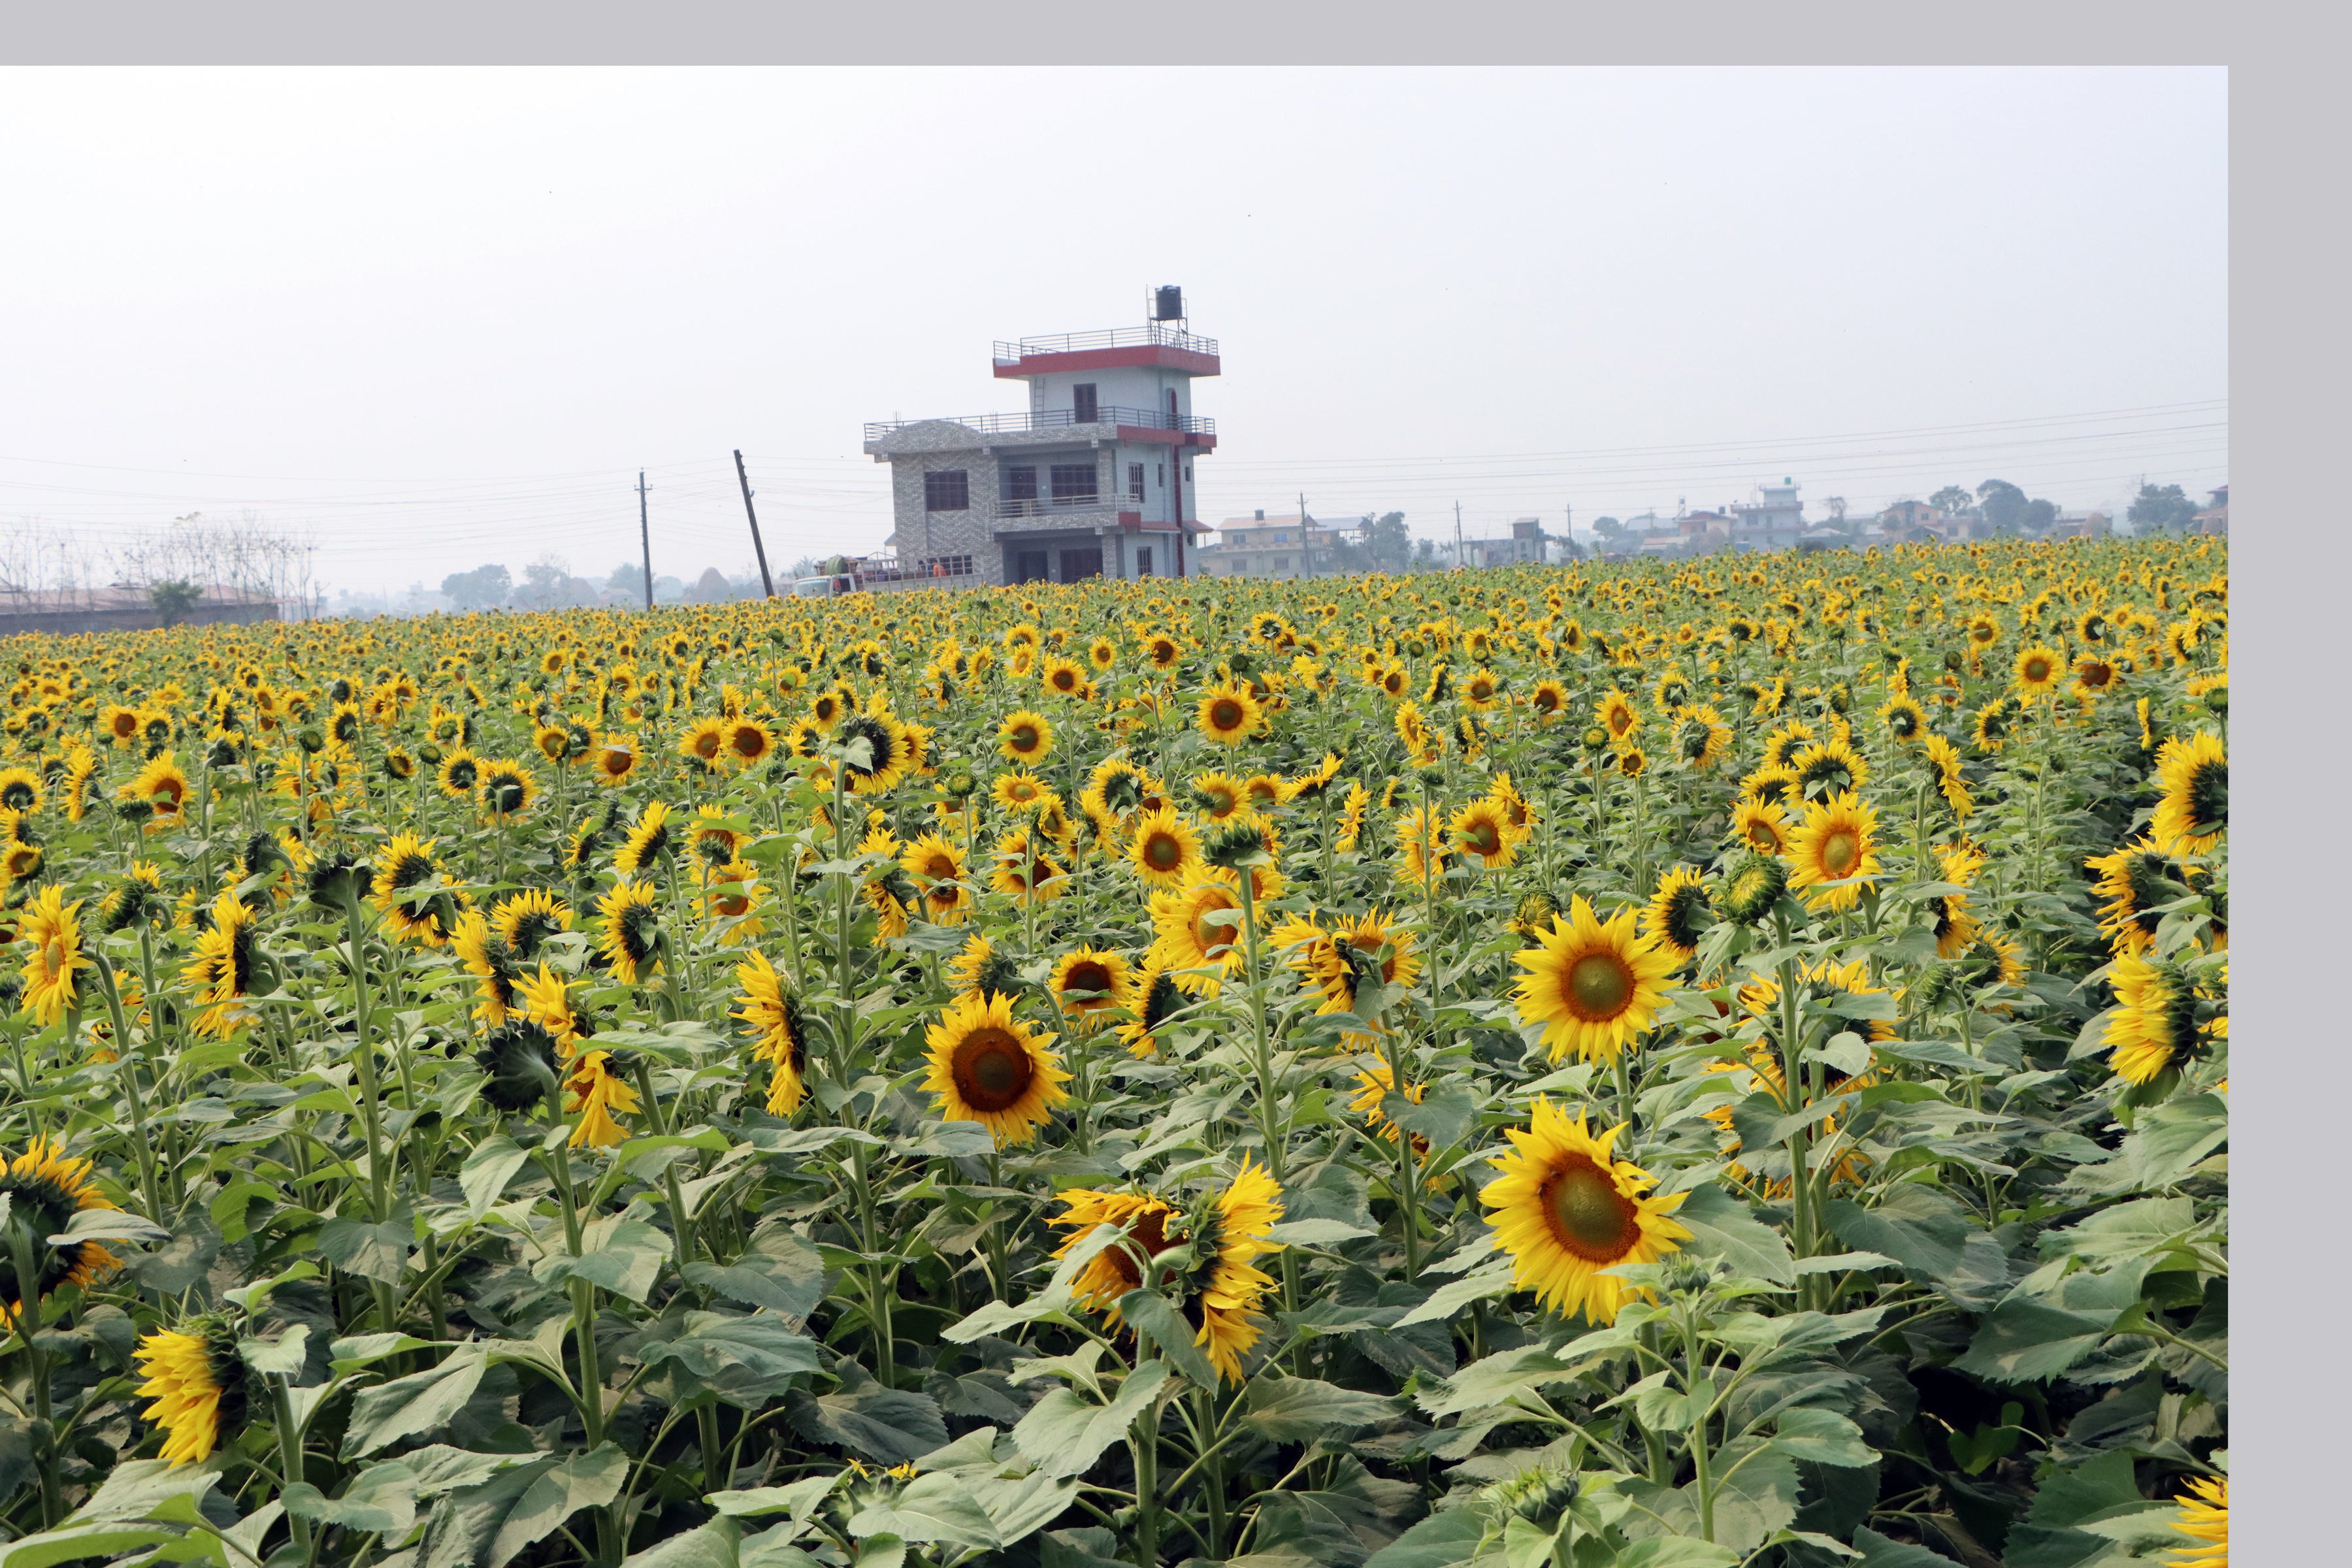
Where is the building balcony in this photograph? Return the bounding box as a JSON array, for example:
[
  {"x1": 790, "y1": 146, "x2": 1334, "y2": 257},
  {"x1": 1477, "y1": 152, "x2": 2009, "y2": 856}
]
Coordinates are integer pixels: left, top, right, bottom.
[
  {"x1": 864, "y1": 406, "x2": 1214, "y2": 446},
  {"x1": 990, "y1": 323, "x2": 1220, "y2": 379}
]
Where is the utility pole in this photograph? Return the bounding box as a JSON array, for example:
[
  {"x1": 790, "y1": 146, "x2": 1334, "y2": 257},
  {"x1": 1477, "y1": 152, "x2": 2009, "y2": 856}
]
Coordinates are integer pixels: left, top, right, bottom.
[
  {"x1": 1454, "y1": 500, "x2": 1464, "y2": 572},
  {"x1": 734, "y1": 450, "x2": 776, "y2": 598},
  {"x1": 637, "y1": 471, "x2": 653, "y2": 612},
  {"x1": 1298, "y1": 491, "x2": 1307, "y2": 577}
]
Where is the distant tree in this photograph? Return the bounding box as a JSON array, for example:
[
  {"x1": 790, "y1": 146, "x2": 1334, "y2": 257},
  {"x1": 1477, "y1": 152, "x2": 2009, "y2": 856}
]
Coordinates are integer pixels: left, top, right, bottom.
[
  {"x1": 1413, "y1": 537, "x2": 1437, "y2": 568},
  {"x1": 653, "y1": 575, "x2": 687, "y2": 604},
  {"x1": 2019, "y1": 498, "x2": 2059, "y2": 534},
  {"x1": 1592, "y1": 516, "x2": 1624, "y2": 544},
  {"x1": 440, "y1": 563, "x2": 512, "y2": 611},
  {"x1": 2127, "y1": 483, "x2": 2199, "y2": 532},
  {"x1": 1928, "y1": 485, "x2": 1976, "y2": 517},
  {"x1": 1976, "y1": 480, "x2": 2030, "y2": 534},
  {"x1": 517, "y1": 553, "x2": 570, "y2": 610},
  {"x1": 1825, "y1": 496, "x2": 1848, "y2": 522},
  {"x1": 1332, "y1": 512, "x2": 1413, "y2": 575},
  {"x1": 148, "y1": 579, "x2": 201, "y2": 628}
]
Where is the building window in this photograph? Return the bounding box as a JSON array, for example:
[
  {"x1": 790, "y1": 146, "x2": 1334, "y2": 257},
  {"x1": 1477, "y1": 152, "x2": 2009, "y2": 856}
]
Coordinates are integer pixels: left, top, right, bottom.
[
  {"x1": 1137, "y1": 547, "x2": 1153, "y2": 577},
  {"x1": 924, "y1": 470, "x2": 969, "y2": 512},
  {"x1": 1156, "y1": 464, "x2": 1165, "y2": 487},
  {"x1": 1129, "y1": 463, "x2": 1145, "y2": 500},
  {"x1": 1071, "y1": 384, "x2": 1098, "y2": 423},
  {"x1": 1050, "y1": 464, "x2": 1097, "y2": 502},
  {"x1": 921, "y1": 555, "x2": 973, "y2": 578},
  {"x1": 1274, "y1": 557, "x2": 1289, "y2": 571},
  {"x1": 1005, "y1": 466, "x2": 1037, "y2": 502}
]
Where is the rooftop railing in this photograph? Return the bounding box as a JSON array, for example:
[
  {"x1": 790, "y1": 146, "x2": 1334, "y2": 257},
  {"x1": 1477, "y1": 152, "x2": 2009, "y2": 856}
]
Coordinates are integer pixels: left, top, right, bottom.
[
  {"x1": 991, "y1": 323, "x2": 1218, "y2": 361},
  {"x1": 864, "y1": 406, "x2": 1214, "y2": 443}
]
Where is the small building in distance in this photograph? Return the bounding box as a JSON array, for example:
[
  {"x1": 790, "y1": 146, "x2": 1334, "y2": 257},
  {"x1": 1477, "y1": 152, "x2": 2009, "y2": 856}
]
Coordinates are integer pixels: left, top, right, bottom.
[
  {"x1": 863, "y1": 287, "x2": 1217, "y2": 588},
  {"x1": 1195, "y1": 511, "x2": 1364, "y2": 579},
  {"x1": 1731, "y1": 479, "x2": 1806, "y2": 551},
  {"x1": 2192, "y1": 485, "x2": 2229, "y2": 534},
  {"x1": 1445, "y1": 517, "x2": 1558, "y2": 568},
  {"x1": 0, "y1": 583, "x2": 278, "y2": 637}
]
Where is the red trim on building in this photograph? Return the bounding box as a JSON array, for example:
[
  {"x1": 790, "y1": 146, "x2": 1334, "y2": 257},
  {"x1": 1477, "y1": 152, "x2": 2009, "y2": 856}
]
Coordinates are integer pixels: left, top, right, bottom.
[
  {"x1": 1117, "y1": 511, "x2": 1143, "y2": 530},
  {"x1": 992, "y1": 346, "x2": 1221, "y2": 379},
  {"x1": 1113, "y1": 426, "x2": 1217, "y2": 452}
]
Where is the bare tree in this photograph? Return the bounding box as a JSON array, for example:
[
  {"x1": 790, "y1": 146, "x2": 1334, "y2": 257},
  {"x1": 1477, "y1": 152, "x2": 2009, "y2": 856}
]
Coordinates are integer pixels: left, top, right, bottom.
[{"x1": 108, "y1": 511, "x2": 318, "y2": 616}]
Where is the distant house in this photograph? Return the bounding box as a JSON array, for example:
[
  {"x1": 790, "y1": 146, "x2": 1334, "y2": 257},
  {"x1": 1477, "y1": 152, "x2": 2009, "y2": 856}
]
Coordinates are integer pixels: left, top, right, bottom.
[
  {"x1": 0, "y1": 583, "x2": 278, "y2": 637},
  {"x1": 2049, "y1": 510, "x2": 2112, "y2": 542},
  {"x1": 2192, "y1": 485, "x2": 2229, "y2": 534},
  {"x1": 1443, "y1": 517, "x2": 1555, "y2": 568},
  {"x1": 1196, "y1": 511, "x2": 1363, "y2": 579},
  {"x1": 1730, "y1": 480, "x2": 1806, "y2": 551}
]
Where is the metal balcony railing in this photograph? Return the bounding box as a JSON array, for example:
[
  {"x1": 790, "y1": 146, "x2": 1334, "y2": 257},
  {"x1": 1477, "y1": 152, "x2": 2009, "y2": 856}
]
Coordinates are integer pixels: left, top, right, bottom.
[
  {"x1": 991, "y1": 323, "x2": 1218, "y2": 361},
  {"x1": 864, "y1": 406, "x2": 1215, "y2": 442},
  {"x1": 994, "y1": 495, "x2": 1135, "y2": 519}
]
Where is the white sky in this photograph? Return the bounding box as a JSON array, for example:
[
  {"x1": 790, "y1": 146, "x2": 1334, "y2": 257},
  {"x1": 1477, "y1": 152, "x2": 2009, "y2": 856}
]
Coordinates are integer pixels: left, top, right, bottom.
[{"x1": 0, "y1": 66, "x2": 2225, "y2": 596}]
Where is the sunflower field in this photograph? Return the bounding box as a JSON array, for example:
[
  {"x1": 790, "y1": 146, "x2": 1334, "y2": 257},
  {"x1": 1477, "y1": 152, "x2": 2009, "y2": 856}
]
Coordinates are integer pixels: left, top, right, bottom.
[{"x1": 0, "y1": 535, "x2": 2227, "y2": 1568}]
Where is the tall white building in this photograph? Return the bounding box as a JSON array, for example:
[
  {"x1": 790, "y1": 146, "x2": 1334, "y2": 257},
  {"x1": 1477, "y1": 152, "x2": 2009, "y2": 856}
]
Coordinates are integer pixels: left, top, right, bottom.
[
  {"x1": 862, "y1": 287, "x2": 1217, "y2": 587},
  {"x1": 1731, "y1": 479, "x2": 1806, "y2": 551}
]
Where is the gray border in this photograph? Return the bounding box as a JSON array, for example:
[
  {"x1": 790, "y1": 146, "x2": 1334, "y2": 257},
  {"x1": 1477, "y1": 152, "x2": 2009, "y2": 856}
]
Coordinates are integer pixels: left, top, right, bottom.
[{"x1": 0, "y1": 2, "x2": 2234, "y2": 67}]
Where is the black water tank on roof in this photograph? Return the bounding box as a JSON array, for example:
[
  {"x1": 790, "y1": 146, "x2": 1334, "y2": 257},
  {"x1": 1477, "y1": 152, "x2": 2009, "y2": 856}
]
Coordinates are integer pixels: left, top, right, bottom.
[{"x1": 1154, "y1": 286, "x2": 1184, "y2": 321}]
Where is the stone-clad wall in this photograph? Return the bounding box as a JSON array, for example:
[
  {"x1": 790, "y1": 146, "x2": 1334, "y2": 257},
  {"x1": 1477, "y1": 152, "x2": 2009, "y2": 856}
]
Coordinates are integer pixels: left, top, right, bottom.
[{"x1": 887, "y1": 449, "x2": 1006, "y2": 585}]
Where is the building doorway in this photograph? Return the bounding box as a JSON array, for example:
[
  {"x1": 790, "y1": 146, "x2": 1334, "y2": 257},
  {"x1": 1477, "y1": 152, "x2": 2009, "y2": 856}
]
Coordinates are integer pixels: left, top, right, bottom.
[
  {"x1": 1059, "y1": 547, "x2": 1103, "y2": 581},
  {"x1": 1014, "y1": 550, "x2": 1050, "y2": 584}
]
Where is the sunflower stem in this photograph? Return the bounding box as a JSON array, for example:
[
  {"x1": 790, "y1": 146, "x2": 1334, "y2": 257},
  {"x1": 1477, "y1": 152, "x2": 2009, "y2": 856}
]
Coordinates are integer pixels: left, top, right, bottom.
[
  {"x1": 90, "y1": 956, "x2": 165, "y2": 1226},
  {"x1": 269, "y1": 1374, "x2": 314, "y2": 1552}
]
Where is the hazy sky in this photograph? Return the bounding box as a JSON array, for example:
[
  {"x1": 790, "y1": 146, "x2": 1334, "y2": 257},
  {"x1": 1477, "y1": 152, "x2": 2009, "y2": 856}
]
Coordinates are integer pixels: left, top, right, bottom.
[{"x1": 0, "y1": 66, "x2": 2226, "y2": 597}]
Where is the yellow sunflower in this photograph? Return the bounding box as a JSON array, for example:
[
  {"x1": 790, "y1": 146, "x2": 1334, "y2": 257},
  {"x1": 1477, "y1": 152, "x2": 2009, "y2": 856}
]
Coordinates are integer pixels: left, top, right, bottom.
[
  {"x1": 1128, "y1": 805, "x2": 1204, "y2": 890},
  {"x1": 1048, "y1": 1189, "x2": 1182, "y2": 1316},
  {"x1": 997, "y1": 709, "x2": 1055, "y2": 764},
  {"x1": 370, "y1": 833, "x2": 460, "y2": 943},
  {"x1": 596, "y1": 880, "x2": 664, "y2": 984},
  {"x1": 1511, "y1": 896, "x2": 1677, "y2": 1064},
  {"x1": 135, "y1": 1328, "x2": 231, "y2": 1467},
  {"x1": 1641, "y1": 866, "x2": 1713, "y2": 967},
  {"x1": 0, "y1": 1140, "x2": 123, "y2": 1317},
  {"x1": 181, "y1": 892, "x2": 261, "y2": 1039},
  {"x1": 2151, "y1": 731, "x2": 2226, "y2": 855},
  {"x1": 1193, "y1": 1160, "x2": 1286, "y2": 1382},
  {"x1": 1147, "y1": 874, "x2": 1249, "y2": 995},
  {"x1": 2166, "y1": 1476, "x2": 2227, "y2": 1568},
  {"x1": 566, "y1": 1050, "x2": 640, "y2": 1149},
  {"x1": 920, "y1": 990, "x2": 1070, "y2": 1146},
  {"x1": 17, "y1": 885, "x2": 91, "y2": 1028},
  {"x1": 1115, "y1": 957, "x2": 1187, "y2": 1058},
  {"x1": 1048, "y1": 948, "x2": 1134, "y2": 1032},
  {"x1": 734, "y1": 951, "x2": 810, "y2": 1115},
  {"x1": 1196, "y1": 681, "x2": 1262, "y2": 747},
  {"x1": 1448, "y1": 798, "x2": 1523, "y2": 870},
  {"x1": 988, "y1": 828, "x2": 1070, "y2": 905},
  {"x1": 900, "y1": 832, "x2": 973, "y2": 925},
  {"x1": 1480, "y1": 1101, "x2": 1690, "y2": 1325},
  {"x1": 2012, "y1": 643, "x2": 2065, "y2": 702},
  {"x1": 1931, "y1": 841, "x2": 1984, "y2": 958},
  {"x1": 1786, "y1": 791, "x2": 1882, "y2": 913}
]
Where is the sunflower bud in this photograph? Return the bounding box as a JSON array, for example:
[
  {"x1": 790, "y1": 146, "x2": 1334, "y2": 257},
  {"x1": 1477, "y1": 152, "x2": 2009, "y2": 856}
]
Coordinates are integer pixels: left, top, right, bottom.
[
  {"x1": 1720, "y1": 851, "x2": 1788, "y2": 927},
  {"x1": 304, "y1": 853, "x2": 374, "y2": 916},
  {"x1": 1482, "y1": 1465, "x2": 1580, "y2": 1532},
  {"x1": 1203, "y1": 821, "x2": 1271, "y2": 871},
  {"x1": 476, "y1": 1021, "x2": 564, "y2": 1113}
]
